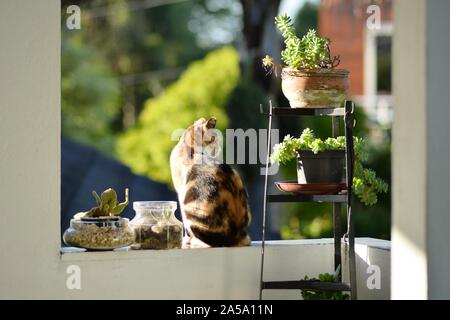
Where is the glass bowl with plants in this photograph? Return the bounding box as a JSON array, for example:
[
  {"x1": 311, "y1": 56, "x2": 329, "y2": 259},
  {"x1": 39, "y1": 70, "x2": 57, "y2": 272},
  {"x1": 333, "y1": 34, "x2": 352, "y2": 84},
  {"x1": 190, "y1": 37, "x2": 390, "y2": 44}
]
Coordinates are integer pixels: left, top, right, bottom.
[
  {"x1": 263, "y1": 14, "x2": 348, "y2": 108},
  {"x1": 271, "y1": 128, "x2": 388, "y2": 206},
  {"x1": 63, "y1": 188, "x2": 135, "y2": 250}
]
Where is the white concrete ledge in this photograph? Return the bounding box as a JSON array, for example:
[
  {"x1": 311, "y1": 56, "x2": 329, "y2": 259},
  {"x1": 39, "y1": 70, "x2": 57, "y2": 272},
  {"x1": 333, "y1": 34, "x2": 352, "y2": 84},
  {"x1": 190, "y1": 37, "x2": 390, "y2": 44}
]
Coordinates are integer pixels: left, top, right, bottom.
[
  {"x1": 60, "y1": 238, "x2": 390, "y2": 260},
  {"x1": 59, "y1": 238, "x2": 390, "y2": 299}
]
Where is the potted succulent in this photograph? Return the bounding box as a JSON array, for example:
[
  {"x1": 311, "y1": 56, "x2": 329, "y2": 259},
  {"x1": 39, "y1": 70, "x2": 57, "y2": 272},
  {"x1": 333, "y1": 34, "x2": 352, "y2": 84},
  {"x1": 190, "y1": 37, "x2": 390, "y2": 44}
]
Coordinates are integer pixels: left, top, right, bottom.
[
  {"x1": 63, "y1": 188, "x2": 135, "y2": 250},
  {"x1": 271, "y1": 128, "x2": 388, "y2": 205},
  {"x1": 263, "y1": 14, "x2": 348, "y2": 108}
]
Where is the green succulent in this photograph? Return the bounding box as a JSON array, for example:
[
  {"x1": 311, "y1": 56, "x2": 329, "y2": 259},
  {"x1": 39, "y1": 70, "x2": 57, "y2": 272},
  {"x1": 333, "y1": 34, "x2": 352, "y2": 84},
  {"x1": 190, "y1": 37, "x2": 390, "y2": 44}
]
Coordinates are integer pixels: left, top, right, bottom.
[
  {"x1": 270, "y1": 129, "x2": 388, "y2": 206},
  {"x1": 263, "y1": 14, "x2": 340, "y2": 71},
  {"x1": 75, "y1": 188, "x2": 129, "y2": 219},
  {"x1": 301, "y1": 272, "x2": 350, "y2": 300}
]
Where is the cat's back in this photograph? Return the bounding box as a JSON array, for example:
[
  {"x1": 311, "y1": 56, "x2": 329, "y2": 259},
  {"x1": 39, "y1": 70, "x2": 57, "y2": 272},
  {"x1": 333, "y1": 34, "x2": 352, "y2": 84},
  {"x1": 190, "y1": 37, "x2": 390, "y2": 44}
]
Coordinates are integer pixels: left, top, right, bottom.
[{"x1": 181, "y1": 163, "x2": 251, "y2": 247}]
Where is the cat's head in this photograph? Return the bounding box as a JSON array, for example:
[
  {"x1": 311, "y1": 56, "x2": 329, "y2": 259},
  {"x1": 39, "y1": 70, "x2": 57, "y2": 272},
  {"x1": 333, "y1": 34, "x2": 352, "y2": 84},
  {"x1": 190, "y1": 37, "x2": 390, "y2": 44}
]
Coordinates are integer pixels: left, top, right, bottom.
[{"x1": 182, "y1": 117, "x2": 220, "y2": 158}]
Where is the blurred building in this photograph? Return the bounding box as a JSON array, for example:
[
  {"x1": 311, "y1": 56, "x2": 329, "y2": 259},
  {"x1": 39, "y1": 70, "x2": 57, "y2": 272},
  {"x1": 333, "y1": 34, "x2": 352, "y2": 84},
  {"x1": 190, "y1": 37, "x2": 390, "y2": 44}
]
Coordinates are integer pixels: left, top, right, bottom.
[{"x1": 319, "y1": 0, "x2": 393, "y2": 124}]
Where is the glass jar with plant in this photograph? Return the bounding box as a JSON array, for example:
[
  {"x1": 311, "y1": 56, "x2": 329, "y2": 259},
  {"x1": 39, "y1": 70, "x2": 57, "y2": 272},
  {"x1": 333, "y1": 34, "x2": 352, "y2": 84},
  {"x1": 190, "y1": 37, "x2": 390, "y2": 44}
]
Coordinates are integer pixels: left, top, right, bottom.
[
  {"x1": 263, "y1": 14, "x2": 349, "y2": 109},
  {"x1": 271, "y1": 128, "x2": 388, "y2": 205},
  {"x1": 63, "y1": 188, "x2": 135, "y2": 250},
  {"x1": 130, "y1": 201, "x2": 183, "y2": 250}
]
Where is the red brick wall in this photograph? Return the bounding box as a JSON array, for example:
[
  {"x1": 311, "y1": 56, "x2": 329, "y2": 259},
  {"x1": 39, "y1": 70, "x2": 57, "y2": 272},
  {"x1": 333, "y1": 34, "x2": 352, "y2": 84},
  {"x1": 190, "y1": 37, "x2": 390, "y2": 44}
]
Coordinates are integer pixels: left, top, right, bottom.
[{"x1": 319, "y1": 0, "x2": 392, "y2": 95}]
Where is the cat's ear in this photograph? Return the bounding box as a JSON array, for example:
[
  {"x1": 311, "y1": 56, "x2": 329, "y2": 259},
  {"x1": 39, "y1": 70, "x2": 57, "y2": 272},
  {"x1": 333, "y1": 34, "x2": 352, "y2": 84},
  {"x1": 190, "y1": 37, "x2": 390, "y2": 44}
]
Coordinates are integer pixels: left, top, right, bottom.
[
  {"x1": 195, "y1": 118, "x2": 206, "y2": 126},
  {"x1": 184, "y1": 121, "x2": 202, "y2": 151},
  {"x1": 205, "y1": 117, "x2": 216, "y2": 129}
]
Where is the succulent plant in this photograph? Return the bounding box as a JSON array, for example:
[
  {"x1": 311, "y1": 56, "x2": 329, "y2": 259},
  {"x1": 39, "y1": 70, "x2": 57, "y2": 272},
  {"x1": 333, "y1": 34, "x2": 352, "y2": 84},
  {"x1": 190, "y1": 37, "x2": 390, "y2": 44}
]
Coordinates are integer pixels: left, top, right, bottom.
[
  {"x1": 262, "y1": 14, "x2": 340, "y2": 73},
  {"x1": 270, "y1": 129, "x2": 388, "y2": 206},
  {"x1": 74, "y1": 188, "x2": 129, "y2": 219}
]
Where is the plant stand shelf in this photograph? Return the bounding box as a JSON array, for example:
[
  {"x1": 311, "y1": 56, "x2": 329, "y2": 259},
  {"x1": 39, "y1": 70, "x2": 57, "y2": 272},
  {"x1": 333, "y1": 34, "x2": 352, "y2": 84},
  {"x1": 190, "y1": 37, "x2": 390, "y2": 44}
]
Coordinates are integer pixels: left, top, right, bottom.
[
  {"x1": 267, "y1": 193, "x2": 348, "y2": 203},
  {"x1": 263, "y1": 106, "x2": 346, "y2": 117},
  {"x1": 262, "y1": 280, "x2": 351, "y2": 292},
  {"x1": 259, "y1": 100, "x2": 357, "y2": 300}
]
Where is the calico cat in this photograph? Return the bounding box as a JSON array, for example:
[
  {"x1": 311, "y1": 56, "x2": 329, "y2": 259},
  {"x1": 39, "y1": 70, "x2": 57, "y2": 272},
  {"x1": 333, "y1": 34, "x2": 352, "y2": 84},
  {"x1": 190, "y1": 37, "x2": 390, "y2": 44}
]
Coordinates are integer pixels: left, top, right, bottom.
[{"x1": 170, "y1": 117, "x2": 251, "y2": 248}]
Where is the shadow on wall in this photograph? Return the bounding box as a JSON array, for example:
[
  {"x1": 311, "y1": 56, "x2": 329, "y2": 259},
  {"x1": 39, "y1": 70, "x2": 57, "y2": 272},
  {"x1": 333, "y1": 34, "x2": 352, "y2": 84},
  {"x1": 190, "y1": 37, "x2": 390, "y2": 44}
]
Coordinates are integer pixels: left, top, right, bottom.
[{"x1": 351, "y1": 240, "x2": 391, "y2": 299}]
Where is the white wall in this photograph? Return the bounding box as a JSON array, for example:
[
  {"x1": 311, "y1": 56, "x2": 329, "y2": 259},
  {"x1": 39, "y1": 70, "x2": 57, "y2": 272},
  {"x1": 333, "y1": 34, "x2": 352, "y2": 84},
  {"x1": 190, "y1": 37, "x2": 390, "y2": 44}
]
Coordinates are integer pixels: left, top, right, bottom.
[
  {"x1": 425, "y1": 0, "x2": 450, "y2": 300},
  {"x1": 392, "y1": 0, "x2": 450, "y2": 299},
  {"x1": 391, "y1": 0, "x2": 428, "y2": 300},
  {"x1": 353, "y1": 239, "x2": 390, "y2": 300},
  {"x1": 0, "y1": 0, "x2": 61, "y2": 298}
]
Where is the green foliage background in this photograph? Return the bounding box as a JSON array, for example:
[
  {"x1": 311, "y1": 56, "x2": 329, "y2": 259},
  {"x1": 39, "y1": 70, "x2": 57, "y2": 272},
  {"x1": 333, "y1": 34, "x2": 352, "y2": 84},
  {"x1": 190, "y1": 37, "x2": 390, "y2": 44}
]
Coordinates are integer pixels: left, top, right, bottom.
[
  {"x1": 117, "y1": 47, "x2": 240, "y2": 185},
  {"x1": 61, "y1": 35, "x2": 121, "y2": 154}
]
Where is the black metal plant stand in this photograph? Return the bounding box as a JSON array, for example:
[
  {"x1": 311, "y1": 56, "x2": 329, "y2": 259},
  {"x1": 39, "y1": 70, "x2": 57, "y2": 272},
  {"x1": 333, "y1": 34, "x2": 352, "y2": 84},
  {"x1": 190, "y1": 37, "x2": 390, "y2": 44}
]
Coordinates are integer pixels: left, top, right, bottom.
[{"x1": 259, "y1": 100, "x2": 357, "y2": 300}]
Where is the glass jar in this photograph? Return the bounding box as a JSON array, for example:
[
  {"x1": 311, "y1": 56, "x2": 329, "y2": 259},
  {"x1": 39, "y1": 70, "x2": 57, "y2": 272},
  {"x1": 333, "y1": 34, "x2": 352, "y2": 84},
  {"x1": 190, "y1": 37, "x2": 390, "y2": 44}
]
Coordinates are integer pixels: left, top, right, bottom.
[
  {"x1": 63, "y1": 217, "x2": 135, "y2": 250},
  {"x1": 130, "y1": 201, "x2": 183, "y2": 250}
]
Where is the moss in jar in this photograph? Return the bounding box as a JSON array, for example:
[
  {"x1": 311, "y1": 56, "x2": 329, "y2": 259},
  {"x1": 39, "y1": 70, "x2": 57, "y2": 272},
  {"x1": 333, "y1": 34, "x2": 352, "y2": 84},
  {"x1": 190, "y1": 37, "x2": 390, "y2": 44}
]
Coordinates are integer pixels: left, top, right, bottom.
[
  {"x1": 134, "y1": 223, "x2": 182, "y2": 249},
  {"x1": 64, "y1": 219, "x2": 135, "y2": 250}
]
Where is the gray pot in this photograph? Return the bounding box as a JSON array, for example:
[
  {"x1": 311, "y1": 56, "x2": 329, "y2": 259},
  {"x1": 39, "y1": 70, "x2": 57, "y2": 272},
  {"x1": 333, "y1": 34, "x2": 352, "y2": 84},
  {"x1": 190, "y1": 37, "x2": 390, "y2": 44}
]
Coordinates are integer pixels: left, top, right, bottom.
[{"x1": 296, "y1": 150, "x2": 345, "y2": 184}]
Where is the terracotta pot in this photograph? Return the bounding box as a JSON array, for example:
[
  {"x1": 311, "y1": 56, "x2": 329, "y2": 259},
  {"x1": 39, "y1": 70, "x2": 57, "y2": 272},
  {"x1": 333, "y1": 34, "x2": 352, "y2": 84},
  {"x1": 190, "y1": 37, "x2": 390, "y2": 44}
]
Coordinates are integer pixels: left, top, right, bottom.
[{"x1": 281, "y1": 68, "x2": 349, "y2": 108}]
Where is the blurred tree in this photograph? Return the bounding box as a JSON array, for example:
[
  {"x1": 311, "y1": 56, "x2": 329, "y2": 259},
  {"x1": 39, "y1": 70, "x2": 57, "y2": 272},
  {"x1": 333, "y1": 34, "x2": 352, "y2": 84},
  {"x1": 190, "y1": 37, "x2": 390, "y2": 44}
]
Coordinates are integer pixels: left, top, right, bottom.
[
  {"x1": 240, "y1": 0, "x2": 281, "y2": 93},
  {"x1": 64, "y1": 0, "x2": 209, "y2": 130},
  {"x1": 353, "y1": 131, "x2": 391, "y2": 239},
  {"x1": 224, "y1": 79, "x2": 267, "y2": 182},
  {"x1": 188, "y1": 0, "x2": 242, "y2": 49},
  {"x1": 224, "y1": 0, "x2": 281, "y2": 182},
  {"x1": 61, "y1": 35, "x2": 121, "y2": 155},
  {"x1": 294, "y1": 0, "x2": 318, "y2": 37},
  {"x1": 117, "y1": 47, "x2": 240, "y2": 185},
  {"x1": 61, "y1": 0, "x2": 240, "y2": 145}
]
